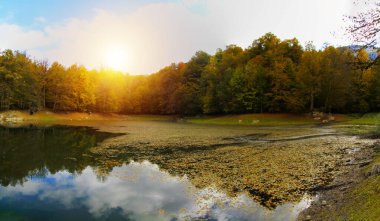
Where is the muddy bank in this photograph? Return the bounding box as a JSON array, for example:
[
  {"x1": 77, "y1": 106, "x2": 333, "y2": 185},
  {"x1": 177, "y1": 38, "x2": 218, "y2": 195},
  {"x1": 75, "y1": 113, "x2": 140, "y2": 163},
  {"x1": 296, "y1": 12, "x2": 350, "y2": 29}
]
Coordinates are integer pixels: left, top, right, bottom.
[{"x1": 297, "y1": 138, "x2": 380, "y2": 221}]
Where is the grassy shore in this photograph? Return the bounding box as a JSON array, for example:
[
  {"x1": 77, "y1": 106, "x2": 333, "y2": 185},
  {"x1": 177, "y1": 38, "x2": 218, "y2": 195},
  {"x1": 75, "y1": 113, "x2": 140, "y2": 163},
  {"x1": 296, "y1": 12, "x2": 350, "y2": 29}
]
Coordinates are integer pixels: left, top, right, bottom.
[
  {"x1": 186, "y1": 113, "x2": 355, "y2": 126},
  {"x1": 300, "y1": 122, "x2": 380, "y2": 221},
  {"x1": 0, "y1": 110, "x2": 174, "y2": 126},
  {"x1": 2, "y1": 110, "x2": 380, "y2": 126},
  {"x1": 186, "y1": 114, "x2": 314, "y2": 125},
  {"x1": 309, "y1": 145, "x2": 380, "y2": 221},
  {"x1": 0, "y1": 110, "x2": 124, "y2": 122},
  {"x1": 344, "y1": 113, "x2": 380, "y2": 125},
  {"x1": 335, "y1": 142, "x2": 380, "y2": 221}
]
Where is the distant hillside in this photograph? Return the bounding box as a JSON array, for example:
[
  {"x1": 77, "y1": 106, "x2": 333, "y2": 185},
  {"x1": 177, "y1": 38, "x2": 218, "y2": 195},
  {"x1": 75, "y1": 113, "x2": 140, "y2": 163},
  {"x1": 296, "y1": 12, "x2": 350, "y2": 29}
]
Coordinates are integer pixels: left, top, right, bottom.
[{"x1": 347, "y1": 45, "x2": 378, "y2": 60}]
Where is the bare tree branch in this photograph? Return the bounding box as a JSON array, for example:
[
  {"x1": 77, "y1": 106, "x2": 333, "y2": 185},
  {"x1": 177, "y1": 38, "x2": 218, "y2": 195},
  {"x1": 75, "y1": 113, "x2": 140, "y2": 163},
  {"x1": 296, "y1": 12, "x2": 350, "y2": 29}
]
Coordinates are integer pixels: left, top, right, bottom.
[{"x1": 346, "y1": 1, "x2": 380, "y2": 69}]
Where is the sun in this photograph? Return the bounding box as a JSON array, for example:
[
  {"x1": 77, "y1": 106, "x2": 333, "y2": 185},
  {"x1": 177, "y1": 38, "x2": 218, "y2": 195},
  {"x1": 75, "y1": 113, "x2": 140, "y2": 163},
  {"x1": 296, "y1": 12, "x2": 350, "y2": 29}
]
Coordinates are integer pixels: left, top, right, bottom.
[{"x1": 105, "y1": 47, "x2": 128, "y2": 71}]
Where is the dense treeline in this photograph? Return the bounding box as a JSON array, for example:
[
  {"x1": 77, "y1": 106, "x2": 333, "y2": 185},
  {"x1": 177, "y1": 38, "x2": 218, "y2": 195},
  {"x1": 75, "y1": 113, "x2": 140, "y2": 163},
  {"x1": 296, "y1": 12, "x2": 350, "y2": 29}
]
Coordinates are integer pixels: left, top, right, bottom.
[{"x1": 1, "y1": 33, "x2": 379, "y2": 115}]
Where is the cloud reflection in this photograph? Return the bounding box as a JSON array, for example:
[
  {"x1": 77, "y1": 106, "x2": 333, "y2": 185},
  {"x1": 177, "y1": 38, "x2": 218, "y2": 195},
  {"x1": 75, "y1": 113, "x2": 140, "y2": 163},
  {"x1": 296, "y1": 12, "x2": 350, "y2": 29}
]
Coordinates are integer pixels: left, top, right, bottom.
[{"x1": 0, "y1": 161, "x2": 312, "y2": 221}]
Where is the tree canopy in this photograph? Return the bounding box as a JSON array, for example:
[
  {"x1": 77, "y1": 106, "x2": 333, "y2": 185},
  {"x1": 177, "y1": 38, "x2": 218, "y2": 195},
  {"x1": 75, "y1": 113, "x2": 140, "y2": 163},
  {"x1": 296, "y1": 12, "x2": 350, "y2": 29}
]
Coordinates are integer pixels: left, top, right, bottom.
[{"x1": 1, "y1": 33, "x2": 380, "y2": 115}]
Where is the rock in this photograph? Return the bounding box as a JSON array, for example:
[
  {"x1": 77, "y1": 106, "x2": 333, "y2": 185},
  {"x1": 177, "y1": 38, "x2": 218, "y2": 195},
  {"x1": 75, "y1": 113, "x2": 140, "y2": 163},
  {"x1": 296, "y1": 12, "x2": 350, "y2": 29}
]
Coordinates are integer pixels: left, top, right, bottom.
[
  {"x1": 369, "y1": 164, "x2": 380, "y2": 176},
  {"x1": 252, "y1": 120, "x2": 260, "y2": 124},
  {"x1": 321, "y1": 200, "x2": 327, "y2": 206},
  {"x1": 305, "y1": 215, "x2": 312, "y2": 220}
]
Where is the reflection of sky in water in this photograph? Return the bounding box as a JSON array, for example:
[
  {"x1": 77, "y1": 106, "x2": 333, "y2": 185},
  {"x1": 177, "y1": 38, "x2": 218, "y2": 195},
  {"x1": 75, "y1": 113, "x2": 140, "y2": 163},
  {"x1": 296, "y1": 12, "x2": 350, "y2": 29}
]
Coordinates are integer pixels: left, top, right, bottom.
[{"x1": 0, "y1": 161, "x2": 312, "y2": 221}]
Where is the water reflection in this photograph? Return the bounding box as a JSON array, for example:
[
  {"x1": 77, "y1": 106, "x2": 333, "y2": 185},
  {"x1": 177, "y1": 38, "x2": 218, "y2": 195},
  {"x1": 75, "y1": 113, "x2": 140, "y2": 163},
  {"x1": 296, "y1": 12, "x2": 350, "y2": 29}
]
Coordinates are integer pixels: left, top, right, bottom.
[
  {"x1": 0, "y1": 161, "x2": 311, "y2": 221},
  {"x1": 0, "y1": 126, "x2": 312, "y2": 220},
  {"x1": 0, "y1": 125, "x2": 116, "y2": 186}
]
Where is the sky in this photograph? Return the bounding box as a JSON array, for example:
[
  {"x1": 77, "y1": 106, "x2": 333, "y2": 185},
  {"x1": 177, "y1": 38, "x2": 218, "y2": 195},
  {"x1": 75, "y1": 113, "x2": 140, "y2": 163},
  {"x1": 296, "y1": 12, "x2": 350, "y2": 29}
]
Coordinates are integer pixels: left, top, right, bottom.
[{"x1": 0, "y1": 0, "x2": 360, "y2": 74}]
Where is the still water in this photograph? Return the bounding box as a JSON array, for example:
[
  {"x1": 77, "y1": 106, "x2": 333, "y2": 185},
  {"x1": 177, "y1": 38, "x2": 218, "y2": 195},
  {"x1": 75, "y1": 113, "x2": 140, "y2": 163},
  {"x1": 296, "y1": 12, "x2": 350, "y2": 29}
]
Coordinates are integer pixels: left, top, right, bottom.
[{"x1": 0, "y1": 126, "x2": 311, "y2": 221}]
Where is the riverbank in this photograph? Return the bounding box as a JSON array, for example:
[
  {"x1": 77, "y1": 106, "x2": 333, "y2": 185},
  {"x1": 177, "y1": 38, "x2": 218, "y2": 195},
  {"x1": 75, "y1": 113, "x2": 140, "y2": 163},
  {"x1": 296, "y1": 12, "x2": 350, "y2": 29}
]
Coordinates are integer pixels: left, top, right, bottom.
[
  {"x1": 0, "y1": 110, "x2": 127, "y2": 123},
  {"x1": 186, "y1": 113, "x2": 350, "y2": 126},
  {"x1": 0, "y1": 110, "x2": 354, "y2": 126},
  {"x1": 0, "y1": 111, "x2": 180, "y2": 129},
  {"x1": 298, "y1": 126, "x2": 380, "y2": 221},
  {"x1": 3, "y1": 110, "x2": 380, "y2": 125}
]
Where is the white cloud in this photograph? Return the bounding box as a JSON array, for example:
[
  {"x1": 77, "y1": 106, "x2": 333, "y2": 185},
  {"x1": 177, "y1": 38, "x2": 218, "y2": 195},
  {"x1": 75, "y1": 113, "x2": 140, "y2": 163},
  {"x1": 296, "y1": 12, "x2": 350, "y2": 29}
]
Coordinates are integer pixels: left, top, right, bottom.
[
  {"x1": 0, "y1": 23, "x2": 51, "y2": 51},
  {"x1": 34, "y1": 16, "x2": 47, "y2": 24},
  {"x1": 0, "y1": 161, "x2": 312, "y2": 221},
  {"x1": 206, "y1": 0, "x2": 353, "y2": 48},
  {"x1": 0, "y1": 0, "x2": 356, "y2": 74}
]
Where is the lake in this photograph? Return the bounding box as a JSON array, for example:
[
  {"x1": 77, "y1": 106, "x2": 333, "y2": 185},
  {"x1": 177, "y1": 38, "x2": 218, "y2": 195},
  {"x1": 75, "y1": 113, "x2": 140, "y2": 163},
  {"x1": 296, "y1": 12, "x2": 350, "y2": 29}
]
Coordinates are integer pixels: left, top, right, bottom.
[{"x1": 0, "y1": 125, "x2": 314, "y2": 221}]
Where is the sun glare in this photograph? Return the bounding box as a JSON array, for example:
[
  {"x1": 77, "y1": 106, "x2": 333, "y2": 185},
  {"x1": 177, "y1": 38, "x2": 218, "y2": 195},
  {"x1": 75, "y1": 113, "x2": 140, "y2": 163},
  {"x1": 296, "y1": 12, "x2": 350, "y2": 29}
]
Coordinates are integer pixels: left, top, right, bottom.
[{"x1": 105, "y1": 47, "x2": 128, "y2": 71}]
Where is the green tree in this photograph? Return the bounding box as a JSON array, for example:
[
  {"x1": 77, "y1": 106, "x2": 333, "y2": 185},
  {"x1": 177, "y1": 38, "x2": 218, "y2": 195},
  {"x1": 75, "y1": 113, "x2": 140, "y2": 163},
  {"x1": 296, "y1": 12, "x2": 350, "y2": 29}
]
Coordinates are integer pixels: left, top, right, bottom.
[
  {"x1": 46, "y1": 62, "x2": 72, "y2": 110},
  {"x1": 297, "y1": 44, "x2": 321, "y2": 112},
  {"x1": 180, "y1": 51, "x2": 210, "y2": 114}
]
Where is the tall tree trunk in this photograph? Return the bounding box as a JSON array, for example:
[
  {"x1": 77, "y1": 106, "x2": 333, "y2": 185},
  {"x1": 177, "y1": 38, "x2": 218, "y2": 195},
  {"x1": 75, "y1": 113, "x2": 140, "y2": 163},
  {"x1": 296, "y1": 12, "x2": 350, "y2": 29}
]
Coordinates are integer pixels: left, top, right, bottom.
[
  {"x1": 53, "y1": 93, "x2": 57, "y2": 111},
  {"x1": 309, "y1": 91, "x2": 314, "y2": 113},
  {"x1": 324, "y1": 80, "x2": 333, "y2": 112},
  {"x1": 43, "y1": 86, "x2": 46, "y2": 109}
]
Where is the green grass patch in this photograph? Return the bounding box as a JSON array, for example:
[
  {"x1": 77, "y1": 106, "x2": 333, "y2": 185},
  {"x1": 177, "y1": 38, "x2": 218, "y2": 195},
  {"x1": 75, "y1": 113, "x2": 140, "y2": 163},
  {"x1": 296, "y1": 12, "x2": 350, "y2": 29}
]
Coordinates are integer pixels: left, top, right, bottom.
[
  {"x1": 337, "y1": 175, "x2": 380, "y2": 221},
  {"x1": 346, "y1": 113, "x2": 380, "y2": 125},
  {"x1": 186, "y1": 114, "x2": 317, "y2": 126},
  {"x1": 125, "y1": 115, "x2": 174, "y2": 121}
]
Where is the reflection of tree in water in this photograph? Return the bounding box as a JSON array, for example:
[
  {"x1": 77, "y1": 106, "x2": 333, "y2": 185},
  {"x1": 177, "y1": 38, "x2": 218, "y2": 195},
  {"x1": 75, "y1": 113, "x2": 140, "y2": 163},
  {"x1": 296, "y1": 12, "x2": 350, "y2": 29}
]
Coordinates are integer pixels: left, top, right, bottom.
[{"x1": 0, "y1": 126, "x2": 116, "y2": 186}]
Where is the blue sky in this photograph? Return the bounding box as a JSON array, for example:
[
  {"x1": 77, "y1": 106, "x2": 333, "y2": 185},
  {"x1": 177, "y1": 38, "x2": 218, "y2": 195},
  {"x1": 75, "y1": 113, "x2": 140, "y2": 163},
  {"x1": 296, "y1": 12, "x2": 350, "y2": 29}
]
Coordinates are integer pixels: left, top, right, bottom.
[
  {"x1": 0, "y1": 0, "x2": 203, "y2": 28},
  {"x1": 0, "y1": 0, "x2": 358, "y2": 74}
]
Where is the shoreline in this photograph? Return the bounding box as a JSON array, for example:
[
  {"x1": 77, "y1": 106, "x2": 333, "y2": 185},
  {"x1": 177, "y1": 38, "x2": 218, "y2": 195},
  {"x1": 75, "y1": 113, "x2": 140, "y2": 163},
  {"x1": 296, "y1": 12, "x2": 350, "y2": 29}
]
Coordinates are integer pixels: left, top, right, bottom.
[{"x1": 297, "y1": 137, "x2": 379, "y2": 220}]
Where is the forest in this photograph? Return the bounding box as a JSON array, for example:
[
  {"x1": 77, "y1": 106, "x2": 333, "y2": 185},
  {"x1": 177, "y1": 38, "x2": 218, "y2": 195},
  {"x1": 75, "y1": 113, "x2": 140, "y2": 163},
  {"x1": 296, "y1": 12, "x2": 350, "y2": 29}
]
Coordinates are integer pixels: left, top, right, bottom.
[{"x1": 0, "y1": 33, "x2": 379, "y2": 115}]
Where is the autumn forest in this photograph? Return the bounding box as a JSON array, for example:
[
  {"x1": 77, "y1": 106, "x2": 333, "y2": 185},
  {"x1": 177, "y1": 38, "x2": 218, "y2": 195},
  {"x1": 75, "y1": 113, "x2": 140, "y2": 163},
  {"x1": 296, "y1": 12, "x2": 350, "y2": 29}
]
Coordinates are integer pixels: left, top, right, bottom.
[{"x1": 1, "y1": 33, "x2": 379, "y2": 115}]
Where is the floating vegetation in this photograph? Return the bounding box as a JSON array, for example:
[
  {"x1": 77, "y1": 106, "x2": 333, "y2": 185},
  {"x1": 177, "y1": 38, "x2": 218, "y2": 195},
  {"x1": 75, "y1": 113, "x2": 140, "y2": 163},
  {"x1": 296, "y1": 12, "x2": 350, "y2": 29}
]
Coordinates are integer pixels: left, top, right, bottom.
[{"x1": 86, "y1": 121, "x2": 376, "y2": 208}]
